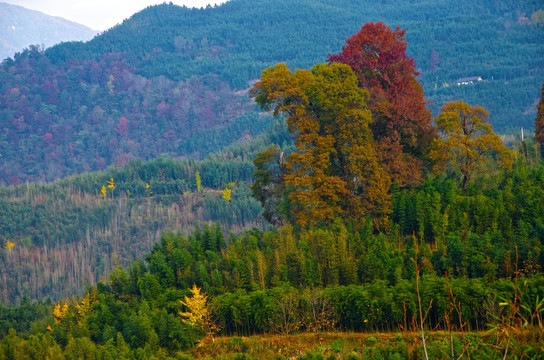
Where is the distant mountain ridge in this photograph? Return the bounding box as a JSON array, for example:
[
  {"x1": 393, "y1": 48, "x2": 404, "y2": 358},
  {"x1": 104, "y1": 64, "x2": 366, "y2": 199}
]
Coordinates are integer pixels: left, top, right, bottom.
[
  {"x1": 0, "y1": 2, "x2": 97, "y2": 61},
  {"x1": 0, "y1": 0, "x2": 542, "y2": 185}
]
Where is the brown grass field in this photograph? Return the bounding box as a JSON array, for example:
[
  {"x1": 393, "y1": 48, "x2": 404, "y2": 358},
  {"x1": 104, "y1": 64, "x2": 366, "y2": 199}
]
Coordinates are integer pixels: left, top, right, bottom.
[{"x1": 184, "y1": 330, "x2": 544, "y2": 359}]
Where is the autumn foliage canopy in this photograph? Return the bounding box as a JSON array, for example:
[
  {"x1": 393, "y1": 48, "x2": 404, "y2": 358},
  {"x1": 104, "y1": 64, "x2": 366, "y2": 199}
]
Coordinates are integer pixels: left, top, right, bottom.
[
  {"x1": 251, "y1": 22, "x2": 511, "y2": 229},
  {"x1": 251, "y1": 63, "x2": 391, "y2": 228},
  {"x1": 328, "y1": 21, "x2": 436, "y2": 186}
]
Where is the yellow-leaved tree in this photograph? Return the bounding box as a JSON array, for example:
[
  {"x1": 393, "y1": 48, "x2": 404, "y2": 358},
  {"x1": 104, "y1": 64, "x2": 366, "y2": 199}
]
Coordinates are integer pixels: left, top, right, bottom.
[
  {"x1": 429, "y1": 101, "x2": 512, "y2": 190},
  {"x1": 222, "y1": 187, "x2": 232, "y2": 202},
  {"x1": 144, "y1": 182, "x2": 153, "y2": 196},
  {"x1": 75, "y1": 289, "x2": 98, "y2": 328},
  {"x1": 179, "y1": 285, "x2": 219, "y2": 342},
  {"x1": 100, "y1": 185, "x2": 107, "y2": 199},
  {"x1": 106, "y1": 178, "x2": 115, "y2": 198},
  {"x1": 195, "y1": 171, "x2": 202, "y2": 193},
  {"x1": 53, "y1": 300, "x2": 74, "y2": 332}
]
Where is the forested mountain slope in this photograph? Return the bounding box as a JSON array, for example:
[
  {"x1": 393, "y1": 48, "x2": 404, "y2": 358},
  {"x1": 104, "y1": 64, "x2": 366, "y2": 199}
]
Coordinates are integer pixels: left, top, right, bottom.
[
  {"x1": 1, "y1": 154, "x2": 543, "y2": 357},
  {"x1": 0, "y1": 155, "x2": 260, "y2": 303},
  {"x1": 0, "y1": 120, "x2": 291, "y2": 303},
  {"x1": 0, "y1": 0, "x2": 542, "y2": 185},
  {"x1": 0, "y1": 2, "x2": 96, "y2": 61}
]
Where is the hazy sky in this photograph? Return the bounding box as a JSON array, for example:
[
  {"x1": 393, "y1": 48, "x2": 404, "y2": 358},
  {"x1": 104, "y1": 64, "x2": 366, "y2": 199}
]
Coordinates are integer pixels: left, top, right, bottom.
[{"x1": 3, "y1": 0, "x2": 228, "y2": 31}]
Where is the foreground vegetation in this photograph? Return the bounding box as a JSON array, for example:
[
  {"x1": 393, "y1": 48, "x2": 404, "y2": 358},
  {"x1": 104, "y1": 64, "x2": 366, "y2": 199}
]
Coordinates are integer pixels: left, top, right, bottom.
[
  {"x1": 0, "y1": 330, "x2": 542, "y2": 359},
  {"x1": 1, "y1": 153, "x2": 543, "y2": 358},
  {"x1": 174, "y1": 331, "x2": 544, "y2": 359}
]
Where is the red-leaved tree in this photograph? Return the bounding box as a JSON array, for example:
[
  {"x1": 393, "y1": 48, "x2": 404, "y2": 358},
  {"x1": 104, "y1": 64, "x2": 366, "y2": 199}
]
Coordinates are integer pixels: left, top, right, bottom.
[
  {"x1": 329, "y1": 22, "x2": 436, "y2": 186},
  {"x1": 535, "y1": 82, "x2": 544, "y2": 145}
]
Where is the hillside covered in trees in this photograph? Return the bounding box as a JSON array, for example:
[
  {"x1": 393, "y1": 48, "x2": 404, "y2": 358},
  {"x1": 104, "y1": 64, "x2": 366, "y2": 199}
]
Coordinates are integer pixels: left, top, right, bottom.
[
  {"x1": 0, "y1": 14, "x2": 544, "y2": 358},
  {"x1": 1, "y1": 144, "x2": 544, "y2": 358},
  {"x1": 0, "y1": 0, "x2": 543, "y2": 185}
]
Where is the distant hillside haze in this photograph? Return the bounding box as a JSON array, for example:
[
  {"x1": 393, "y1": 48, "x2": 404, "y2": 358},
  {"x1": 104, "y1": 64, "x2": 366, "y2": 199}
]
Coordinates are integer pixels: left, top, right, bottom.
[
  {"x1": 0, "y1": 0, "x2": 542, "y2": 185},
  {"x1": 0, "y1": 2, "x2": 97, "y2": 61}
]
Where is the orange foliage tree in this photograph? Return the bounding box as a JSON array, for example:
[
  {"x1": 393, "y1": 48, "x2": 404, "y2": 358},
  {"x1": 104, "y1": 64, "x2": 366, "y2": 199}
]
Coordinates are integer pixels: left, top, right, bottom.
[{"x1": 251, "y1": 63, "x2": 391, "y2": 228}]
